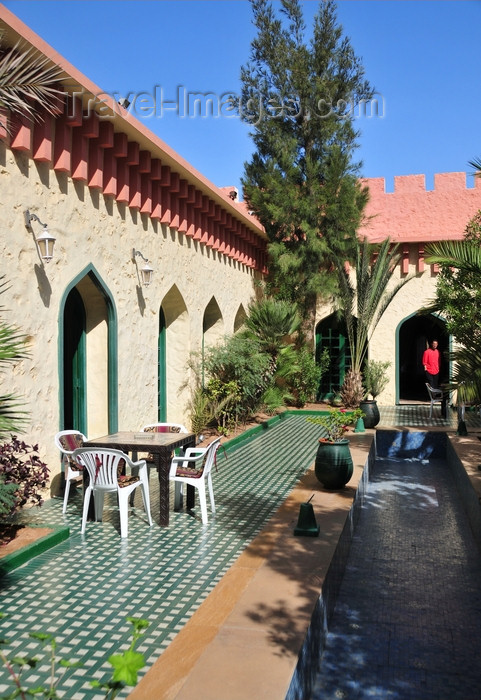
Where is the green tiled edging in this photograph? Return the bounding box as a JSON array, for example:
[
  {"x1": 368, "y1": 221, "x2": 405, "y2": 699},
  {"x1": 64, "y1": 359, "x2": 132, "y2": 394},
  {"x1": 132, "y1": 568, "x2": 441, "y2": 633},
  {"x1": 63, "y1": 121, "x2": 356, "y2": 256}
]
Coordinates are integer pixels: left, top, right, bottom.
[
  {"x1": 224, "y1": 409, "x2": 325, "y2": 453},
  {"x1": 0, "y1": 525, "x2": 70, "y2": 576}
]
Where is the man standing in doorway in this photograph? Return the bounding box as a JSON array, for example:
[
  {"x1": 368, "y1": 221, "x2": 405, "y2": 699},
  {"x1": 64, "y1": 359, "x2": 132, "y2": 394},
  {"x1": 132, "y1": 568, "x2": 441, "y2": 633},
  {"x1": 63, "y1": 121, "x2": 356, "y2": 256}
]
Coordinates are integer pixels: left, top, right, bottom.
[{"x1": 423, "y1": 339, "x2": 440, "y2": 389}]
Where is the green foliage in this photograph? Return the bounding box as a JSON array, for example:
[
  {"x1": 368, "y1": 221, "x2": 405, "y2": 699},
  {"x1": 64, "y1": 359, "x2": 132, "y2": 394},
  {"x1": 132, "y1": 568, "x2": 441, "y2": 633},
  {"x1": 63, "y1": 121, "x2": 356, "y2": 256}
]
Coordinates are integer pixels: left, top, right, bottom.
[
  {"x1": 203, "y1": 333, "x2": 272, "y2": 423},
  {"x1": 0, "y1": 614, "x2": 148, "y2": 700},
  {"x1": 363, "y1": 360, "x2": 391, "y2": 399},
  {"x1": 0, "y1": 277, "x2": 30, "y2": 439},
  {"x1": 92, "y1": 617, "x2": 149, "y2": 698},
  {"x1": 237, "y1": 0, "x2": 373, "y2": 336},
  {"x1": 285, "y1": 345, "x2": 327, "y2": 407},
  {"x1": 187, "y1": 386, "x2": 212, "y2": 436},
  {"x1": 0, "y1": 621, "x2": 82, "y2": 699},
  {"x1": 335, "y1": 237, "x2": 415, "y2": 375},
  {"x1": 0, "y1": 477, "x2": 18, "y2": 519},
  {"x1": 260, "y1": 385, "x2": 290, "y2": 415},
  {"x1": 244, "y1": 298, "x2": 300, "y2": 355},
  {"x1": 307, "y1": 408, "x2": 364, "y2": 442},
  {"x1": 425, "y1": 215, "x2": 481, "y2": 348},
  {"x1": 189, "y1": 297, "x2": 324, "y2": 430},
  {"x1": 204, "y1": 378, "x2": 241, "y2": 434},
  {"x1": 424, "y1": 223, "x2": 481, "y2": 403},
  {"x1": 186, "y1": 383, "x2": 236, "y2": 437}
]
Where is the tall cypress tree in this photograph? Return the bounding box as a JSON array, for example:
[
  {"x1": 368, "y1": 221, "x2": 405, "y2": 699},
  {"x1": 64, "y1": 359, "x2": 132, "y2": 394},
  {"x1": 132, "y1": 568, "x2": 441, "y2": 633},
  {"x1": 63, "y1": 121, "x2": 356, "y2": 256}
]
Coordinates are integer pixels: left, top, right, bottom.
[{"x1": 239, "y1": 0, "x2": 373, "y2": 343}]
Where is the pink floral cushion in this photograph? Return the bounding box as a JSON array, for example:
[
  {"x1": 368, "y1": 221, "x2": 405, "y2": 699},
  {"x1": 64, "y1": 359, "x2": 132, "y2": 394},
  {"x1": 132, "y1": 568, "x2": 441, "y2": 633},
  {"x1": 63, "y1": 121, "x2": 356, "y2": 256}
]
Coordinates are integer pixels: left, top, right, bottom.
[
  {"x1": 117, "y1": 474, "x2": 140, "y2": 488},
  {"x1": 59, "y1": 433, "x2": 84, "y2": 471},
  {"x1": 174, "y1": 454, "x2": 207, "y2": 479}
]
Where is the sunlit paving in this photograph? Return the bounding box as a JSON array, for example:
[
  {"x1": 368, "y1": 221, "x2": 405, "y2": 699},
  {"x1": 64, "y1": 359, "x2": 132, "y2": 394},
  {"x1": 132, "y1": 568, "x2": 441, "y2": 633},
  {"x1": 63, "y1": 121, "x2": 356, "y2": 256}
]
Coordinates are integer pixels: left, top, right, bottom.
[{"x1": 1, "y1": 408, "x2": 481, "y2": 698}]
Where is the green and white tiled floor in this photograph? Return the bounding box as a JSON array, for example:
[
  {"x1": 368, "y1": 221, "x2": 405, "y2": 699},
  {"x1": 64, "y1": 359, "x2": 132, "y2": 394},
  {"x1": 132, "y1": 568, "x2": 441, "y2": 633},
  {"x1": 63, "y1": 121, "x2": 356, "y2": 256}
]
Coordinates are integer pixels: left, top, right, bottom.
[
  {"x1": 1, "y1": 405, "x2": 479, "y2": 699},
  {"x1": 379, "y1": 403, "x2": 481, "y2": 429},
  {"x1": 0, "y1": 414, "x2": 323, "y2": 699}
]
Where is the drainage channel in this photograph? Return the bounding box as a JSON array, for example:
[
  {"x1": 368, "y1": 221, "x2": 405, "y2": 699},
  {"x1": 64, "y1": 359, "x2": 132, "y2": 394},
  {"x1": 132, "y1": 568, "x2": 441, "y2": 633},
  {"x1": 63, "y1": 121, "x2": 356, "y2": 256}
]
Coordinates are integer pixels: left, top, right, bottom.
[{"x1": 309, "y1": 431, "x2": 481, "y2": 700}]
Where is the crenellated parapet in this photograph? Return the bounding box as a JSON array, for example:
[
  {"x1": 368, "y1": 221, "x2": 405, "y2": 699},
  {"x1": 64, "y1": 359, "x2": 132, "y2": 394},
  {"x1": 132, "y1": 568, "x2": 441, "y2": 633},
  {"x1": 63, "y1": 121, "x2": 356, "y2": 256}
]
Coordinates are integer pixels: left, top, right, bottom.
[{"x1": 360, "y1": 172, "x2": 481, "y2": 244}]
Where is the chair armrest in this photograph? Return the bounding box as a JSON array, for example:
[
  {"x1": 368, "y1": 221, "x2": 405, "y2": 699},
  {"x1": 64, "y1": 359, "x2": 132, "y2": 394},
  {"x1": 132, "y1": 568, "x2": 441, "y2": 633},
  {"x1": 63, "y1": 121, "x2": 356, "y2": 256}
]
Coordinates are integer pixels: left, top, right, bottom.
[
  {"x1": 129, "y1": 458, "x2": 148, "y2": 469},
  {"x1": 171, "y1": 448, "x2": 205, "y2": 463},
  {"x1": 170, "y1": 451, "x2": 205, "y2": 477}
]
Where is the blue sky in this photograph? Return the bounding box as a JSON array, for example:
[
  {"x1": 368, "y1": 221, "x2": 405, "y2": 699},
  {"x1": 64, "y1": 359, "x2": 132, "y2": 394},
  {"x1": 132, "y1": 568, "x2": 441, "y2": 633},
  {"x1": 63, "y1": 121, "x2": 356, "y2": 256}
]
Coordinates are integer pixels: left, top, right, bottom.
[{"x1": 3, "y1": 0, "x2": 480, "y2": 196}]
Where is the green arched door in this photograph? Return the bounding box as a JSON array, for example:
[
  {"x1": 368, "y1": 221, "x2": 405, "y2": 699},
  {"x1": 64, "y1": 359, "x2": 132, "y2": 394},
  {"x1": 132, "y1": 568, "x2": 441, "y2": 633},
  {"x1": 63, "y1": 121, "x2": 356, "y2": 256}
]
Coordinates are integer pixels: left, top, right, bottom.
[
  {"x1": 63, "y1": 287, "x2": 87, "y2": 434},
  {"x1": 158, "y1": 307, "x2": 167, "y2": 421},
  {"x1": 315, "y1": 315, "x2": 351, "y2": 401}
]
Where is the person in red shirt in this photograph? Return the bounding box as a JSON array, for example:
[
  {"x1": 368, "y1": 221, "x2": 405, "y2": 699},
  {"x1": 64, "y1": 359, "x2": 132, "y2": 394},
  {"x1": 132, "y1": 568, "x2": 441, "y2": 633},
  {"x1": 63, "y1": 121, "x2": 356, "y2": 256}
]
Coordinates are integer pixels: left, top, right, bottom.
[{"x1": 423, "y1": 339, "x2": 440, "y2": 388}]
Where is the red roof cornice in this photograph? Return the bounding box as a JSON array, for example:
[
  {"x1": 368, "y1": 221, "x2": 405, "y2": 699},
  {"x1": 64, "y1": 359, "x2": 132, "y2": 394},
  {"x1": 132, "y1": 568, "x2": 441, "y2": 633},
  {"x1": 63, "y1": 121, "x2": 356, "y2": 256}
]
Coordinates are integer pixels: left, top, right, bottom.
[{"x1": 0, "y1": 3, "x2": 265, "y2": 239}]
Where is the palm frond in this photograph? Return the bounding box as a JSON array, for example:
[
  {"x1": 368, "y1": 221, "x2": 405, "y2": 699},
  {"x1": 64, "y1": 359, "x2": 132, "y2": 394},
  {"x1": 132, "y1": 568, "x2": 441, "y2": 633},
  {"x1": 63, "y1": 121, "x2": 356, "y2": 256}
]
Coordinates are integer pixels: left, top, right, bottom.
[
  {"x1": 0, "y1": 393, "x2": 28, "y2": 438},
  {"x1": 0, "y1": 32, "x2": 63, "y2": 121},
  {"x1": 445, "y1": 344, "x2": 481, "y2": 405},
  {"x1": 336, "y1": 237, "x2": 416, "y2": 372},
  {"x1": 468, "y1": 157, "x2": 481, "y2": 177},
  {"x1": 425, "y1": 240, "x2": 481, "y2": 274}
]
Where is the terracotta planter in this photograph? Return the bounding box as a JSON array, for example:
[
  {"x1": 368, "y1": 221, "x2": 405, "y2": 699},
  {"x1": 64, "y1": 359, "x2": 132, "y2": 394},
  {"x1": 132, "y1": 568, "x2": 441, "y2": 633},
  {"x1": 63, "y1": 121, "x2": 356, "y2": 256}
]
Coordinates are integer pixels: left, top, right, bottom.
[
  {"x1": 314, "y1": 438, "x2": 353, "y2": 490},
  {"x1": 359, "y1": 400, "x2": 380, "y2": 429}
]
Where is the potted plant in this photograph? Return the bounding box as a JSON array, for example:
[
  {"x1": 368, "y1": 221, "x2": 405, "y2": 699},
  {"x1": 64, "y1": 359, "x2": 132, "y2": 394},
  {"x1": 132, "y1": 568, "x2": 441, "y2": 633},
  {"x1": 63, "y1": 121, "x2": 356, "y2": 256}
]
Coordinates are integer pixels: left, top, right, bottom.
[
  {"x1": 360, "y1": 360, "x2": 391, "y2": 428},
  {"x1": 307, "y1": 408, "x2": 364, "y2": 489}
]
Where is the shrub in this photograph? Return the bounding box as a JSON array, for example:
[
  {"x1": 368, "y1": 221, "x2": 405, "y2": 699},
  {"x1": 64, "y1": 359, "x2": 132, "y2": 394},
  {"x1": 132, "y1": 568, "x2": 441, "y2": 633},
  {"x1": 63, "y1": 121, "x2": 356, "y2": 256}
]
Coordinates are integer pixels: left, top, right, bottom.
[
  {"x1": 363, "y1": 360, "x2": 391, "y2": 399},
  {"x1": 0, "y1": 436, "x2": 49, "y2": 516},
  {"x1": 287, "y1": 346, "x2": 329, "y2": 407},
  {"x1": 203, "y1": 334, "x2": 271, "y2": 422}
]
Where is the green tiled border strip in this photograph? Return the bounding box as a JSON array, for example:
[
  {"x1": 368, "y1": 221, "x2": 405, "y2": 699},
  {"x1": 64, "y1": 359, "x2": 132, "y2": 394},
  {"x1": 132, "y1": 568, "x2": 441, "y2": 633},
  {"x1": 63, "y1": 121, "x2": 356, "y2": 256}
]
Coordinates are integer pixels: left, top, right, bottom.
[
  {"x1": 224, "y1": 409, "x2": 325, "y2": 453},
  {"x1": 0, "y1": 525, "x2": 70, "y2": 576}
]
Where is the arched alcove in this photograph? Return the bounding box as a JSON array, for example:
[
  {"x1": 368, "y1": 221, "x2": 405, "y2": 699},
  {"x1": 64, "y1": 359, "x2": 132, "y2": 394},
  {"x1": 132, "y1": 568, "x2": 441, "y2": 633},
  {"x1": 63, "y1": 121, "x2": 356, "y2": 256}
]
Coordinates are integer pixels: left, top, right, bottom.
[
  {"x1": 160, "y1": 285, "x2": 189, "y2": 421},
  {"x1": 397, "y1": 313, "x2": 449, "y2": 402},
  {"x1": 203, "y1": 297, "x2": 224, "y2": 349},
  {"x1": 59, "y1": 265, "x2": 118, "y2": 436},
  {"x1": 233, "y1": 304, "x2": 247, "y2": 333}
]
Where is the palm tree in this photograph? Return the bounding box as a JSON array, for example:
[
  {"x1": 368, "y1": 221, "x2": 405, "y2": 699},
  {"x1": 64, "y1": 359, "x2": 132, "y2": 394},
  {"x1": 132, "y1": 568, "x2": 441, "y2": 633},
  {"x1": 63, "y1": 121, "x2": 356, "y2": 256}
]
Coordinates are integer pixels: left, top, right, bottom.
[
  {"x1": 335, "y1": 237, "x2": 416, "y2": 406},
  {"x1": 244, "y1": 298, "x2": 300, "y2": 359},
  {"x1": 0, "y1": 277, "x2": 29, "y2": 437},
  {"x1": 425, "y1": 239, "x2": 481, "y2": 404},
  {"x1": 0, "y1": 29, "x2": 63, "y2": 125}
]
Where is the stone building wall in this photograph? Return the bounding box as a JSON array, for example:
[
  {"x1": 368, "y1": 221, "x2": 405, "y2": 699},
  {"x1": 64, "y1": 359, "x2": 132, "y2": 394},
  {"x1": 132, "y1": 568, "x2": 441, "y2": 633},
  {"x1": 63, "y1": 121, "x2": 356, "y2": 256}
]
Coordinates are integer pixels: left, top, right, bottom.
[
  {"x1": 315, "y1": 173, "x2": 481, "y2": 405},
  {"x1": 0, "y1": 5, "x2": 267, "y2": 485}
]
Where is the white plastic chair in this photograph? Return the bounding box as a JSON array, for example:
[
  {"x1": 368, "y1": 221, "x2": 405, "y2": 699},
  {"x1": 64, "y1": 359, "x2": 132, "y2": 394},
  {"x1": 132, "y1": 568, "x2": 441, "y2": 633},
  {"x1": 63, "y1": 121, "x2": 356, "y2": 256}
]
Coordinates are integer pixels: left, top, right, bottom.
[
  {"x1": 73, "y1": 447, "x2": 153, "y2": 538},
  {"x1": 54, "y1": 430, "x2": 87, "y2": 514},
  {"x1": 425, "y1": 383, "x2": 443, "y2": 418},
  {"x1": 169, "y1": 437, "x2": 222, "y2": 524}
]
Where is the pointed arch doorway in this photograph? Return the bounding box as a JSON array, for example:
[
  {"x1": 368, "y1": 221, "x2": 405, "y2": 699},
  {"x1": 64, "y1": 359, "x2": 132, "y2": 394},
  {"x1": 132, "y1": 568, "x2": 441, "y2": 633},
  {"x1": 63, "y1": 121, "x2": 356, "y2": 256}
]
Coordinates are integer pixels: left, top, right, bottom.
[
  {"x1": 397, "y1": 313, "x2": 449, "y2": 402},
  {"x1": 60, "y1": 267, "x2": 118, "y2": 436},
  {"x1": 63, "y1": 287, "x2": 87, "y2": 433}
]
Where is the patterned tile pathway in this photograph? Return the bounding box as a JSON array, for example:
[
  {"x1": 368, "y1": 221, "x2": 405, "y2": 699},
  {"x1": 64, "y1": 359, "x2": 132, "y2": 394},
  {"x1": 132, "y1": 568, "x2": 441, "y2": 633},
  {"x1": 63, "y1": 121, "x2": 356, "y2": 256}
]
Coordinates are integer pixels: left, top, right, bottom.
[{"x1": 0, "y1": 414, "x2": 322, "y2": 699}]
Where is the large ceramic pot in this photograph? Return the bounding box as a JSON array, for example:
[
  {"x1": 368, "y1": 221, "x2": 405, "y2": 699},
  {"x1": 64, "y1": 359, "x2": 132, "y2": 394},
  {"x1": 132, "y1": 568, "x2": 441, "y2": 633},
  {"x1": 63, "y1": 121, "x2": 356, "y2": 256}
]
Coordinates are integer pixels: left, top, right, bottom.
[
  {"x1": 359, "y1": 400, "x2": 380, "y2": 429},
  {"x1": 315, "y1": 438, "x2": 353, "y2": 490}
]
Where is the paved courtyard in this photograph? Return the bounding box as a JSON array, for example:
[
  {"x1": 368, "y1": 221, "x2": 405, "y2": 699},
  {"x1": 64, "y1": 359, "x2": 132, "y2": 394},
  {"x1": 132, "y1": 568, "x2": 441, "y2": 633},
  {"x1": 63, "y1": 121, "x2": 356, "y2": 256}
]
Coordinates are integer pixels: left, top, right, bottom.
[{"x1": 0, "y1": 403, "x2": 480, "y2": 699}]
